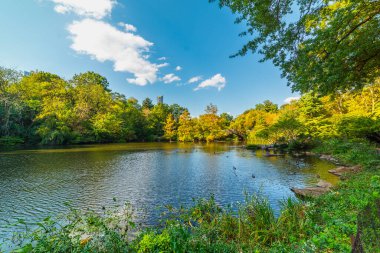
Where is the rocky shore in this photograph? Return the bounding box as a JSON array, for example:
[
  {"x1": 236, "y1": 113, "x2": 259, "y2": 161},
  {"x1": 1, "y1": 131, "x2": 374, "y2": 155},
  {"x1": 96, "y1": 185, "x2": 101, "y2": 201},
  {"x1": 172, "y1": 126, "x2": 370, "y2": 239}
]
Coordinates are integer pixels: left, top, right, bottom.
[{"x1": 291, "y1": 154, "x2": 362, "y2": 198}]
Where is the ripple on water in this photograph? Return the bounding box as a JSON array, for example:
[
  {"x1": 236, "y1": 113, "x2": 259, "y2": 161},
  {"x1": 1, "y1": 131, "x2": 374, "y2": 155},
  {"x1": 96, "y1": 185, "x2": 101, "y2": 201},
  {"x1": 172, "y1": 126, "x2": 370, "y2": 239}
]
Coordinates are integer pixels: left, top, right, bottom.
[{"x1": 0, "y1": 143, "x2": 337, "y2": 240}]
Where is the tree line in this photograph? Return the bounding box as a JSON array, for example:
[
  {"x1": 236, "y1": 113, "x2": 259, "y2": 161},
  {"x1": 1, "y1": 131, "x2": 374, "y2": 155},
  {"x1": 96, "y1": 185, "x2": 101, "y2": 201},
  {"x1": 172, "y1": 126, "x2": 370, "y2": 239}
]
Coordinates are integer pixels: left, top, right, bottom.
[
  {"x1": 0, "y1": 67, "x2": 379, "y2": 146},
  {"x1": 165, "y1": 82, "x2": 379, "y2": 146},
  {"x1": 0, "y1": 68, "x2": 187, "y2": 145}
]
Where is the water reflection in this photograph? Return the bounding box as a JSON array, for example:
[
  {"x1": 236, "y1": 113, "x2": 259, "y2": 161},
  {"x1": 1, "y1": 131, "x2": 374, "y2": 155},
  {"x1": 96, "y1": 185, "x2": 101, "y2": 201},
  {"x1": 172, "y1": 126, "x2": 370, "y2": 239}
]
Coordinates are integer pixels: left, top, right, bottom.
[{"x1": 0, "y1": 143, "x2": 337, "y2": 239}]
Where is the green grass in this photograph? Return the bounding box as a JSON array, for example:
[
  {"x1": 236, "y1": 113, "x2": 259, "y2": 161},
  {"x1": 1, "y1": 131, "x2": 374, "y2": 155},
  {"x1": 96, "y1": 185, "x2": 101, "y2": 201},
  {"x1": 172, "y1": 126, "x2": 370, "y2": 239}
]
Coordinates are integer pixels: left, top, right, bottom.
[{"x1": 3, "y1": 138, "x2": 380, "y2": 253}]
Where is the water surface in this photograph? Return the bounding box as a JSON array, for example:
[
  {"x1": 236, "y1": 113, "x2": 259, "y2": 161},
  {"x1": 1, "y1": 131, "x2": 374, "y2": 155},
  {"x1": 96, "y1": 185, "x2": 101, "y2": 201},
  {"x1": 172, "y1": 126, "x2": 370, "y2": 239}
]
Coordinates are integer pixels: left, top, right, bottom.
[{"x1": 0, "y1": 143, "x2": 338, "y2": 239}]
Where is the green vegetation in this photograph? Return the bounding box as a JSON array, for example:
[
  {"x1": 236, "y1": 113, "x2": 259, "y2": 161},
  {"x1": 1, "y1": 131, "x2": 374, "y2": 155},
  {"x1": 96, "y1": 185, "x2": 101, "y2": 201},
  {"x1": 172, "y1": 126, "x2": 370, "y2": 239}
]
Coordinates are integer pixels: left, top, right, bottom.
[
  {"x1": 172, "y1": 81, "x2": 379, "y2": 147},
  {"x1": 212, "y1": 0, "x2": 380, "y2": 95},
  {"x1": 315, "y1": 139, "x2": 380, "y2": 169},
  {"x1": 1, "y1": 66, "x2": 379, "y2": 146},
  {"x1": 0, "y1": 67, "x2": 234, "y2": 145},
  {"x1": 0, "y1": 67, "x2": 187, "y2": 145}
]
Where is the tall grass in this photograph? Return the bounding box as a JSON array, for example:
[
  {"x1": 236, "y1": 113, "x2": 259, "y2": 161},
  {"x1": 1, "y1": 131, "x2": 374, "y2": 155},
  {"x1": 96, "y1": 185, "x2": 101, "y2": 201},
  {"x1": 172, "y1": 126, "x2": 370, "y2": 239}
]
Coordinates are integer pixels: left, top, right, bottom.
[
  {"x1": 4, "y1": 195, "x2": 307, "y2": 252},
  {"x1": 6, "y1": 203, "x2": 135, "y2": 253}
]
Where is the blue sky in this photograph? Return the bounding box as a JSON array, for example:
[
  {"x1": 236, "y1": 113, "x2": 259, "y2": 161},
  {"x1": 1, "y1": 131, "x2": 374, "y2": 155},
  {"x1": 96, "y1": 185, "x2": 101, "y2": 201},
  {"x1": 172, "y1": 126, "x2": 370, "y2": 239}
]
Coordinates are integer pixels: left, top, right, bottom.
[{"x1": 0, "y1": 0, "x2": 299, "y2": 116}]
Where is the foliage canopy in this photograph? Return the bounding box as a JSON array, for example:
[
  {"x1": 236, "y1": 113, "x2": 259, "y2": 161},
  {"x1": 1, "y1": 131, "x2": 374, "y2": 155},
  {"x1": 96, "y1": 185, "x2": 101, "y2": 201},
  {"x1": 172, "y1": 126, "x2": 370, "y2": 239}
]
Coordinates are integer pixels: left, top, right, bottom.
[{"x1": 213, "y1": 0, "x2": 380, "y2": 94}]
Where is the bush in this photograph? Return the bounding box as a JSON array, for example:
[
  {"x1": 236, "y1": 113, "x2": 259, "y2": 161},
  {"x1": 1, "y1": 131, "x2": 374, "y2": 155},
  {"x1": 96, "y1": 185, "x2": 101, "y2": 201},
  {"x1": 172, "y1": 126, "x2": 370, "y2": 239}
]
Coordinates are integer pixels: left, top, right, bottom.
[
  {"x1": 338, "y1": 116, "x2": 380, "y2": 143},
  {"x1": 246, "y1": 144, "x2": 261, "y2": 150},
  {"x1": 313, "y1": 138, "x2": 380, "y2": 169},
  {"x1": 286, "y1": 137, "x2": 318, "y2": 152},
  {"x1": 0, "y1": 136, "x2": 24, "y2": 146}
]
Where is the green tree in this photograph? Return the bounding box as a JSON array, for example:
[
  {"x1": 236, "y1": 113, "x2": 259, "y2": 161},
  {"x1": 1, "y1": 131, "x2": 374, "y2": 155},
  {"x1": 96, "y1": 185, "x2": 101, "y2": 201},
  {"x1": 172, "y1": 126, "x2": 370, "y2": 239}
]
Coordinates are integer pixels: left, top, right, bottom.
[
  {"x1": 0, "y1": 68, "x2": 25, "y2": 142},
  {"x1": 214, "y1": 0, "x2": 380, "y2": 94},
  {"x1": 177, "y1": 110, "x2": 195, "y2": 142},
  {"x1": 0, "y1": 67, "x2": 22, "y2": 93},
  {"x1": 269, "y1": 117, "x2": 303, "y2": 143},
  {"x1": 71, "y1": 71, "x2": 109, "y2": 90},
  {"x1": 11, "y1": 71, "x2": 70, "y2": 143},
  {"x1": 35, "y1": 76, "x2": 75, "y2": 144},
  {"x1": 255, "y1": 100, "x2": 278, "y2": 113},
  {"x1": 205, "y1": 103, "x2": 218, "y2": 115},
  {"x1": 338, "y1": 116, "x2": 380, "y2": 142},
  {"x1": 91, "y1": 112, "x2": 124, "y2": 142},
  {"x1": 71, "y1": 73, "x2": 114, "y2": 142},
  {"x1": 196, "y1": 105, "x2": 226, "y2": 142},
  {"x1": 297, "y1": 93, "x2": 333, "y2": 138},
  {"x1": 169, "y1": 104, "x2": 187, "y2": 121},
  {"x1": 127, "y1": 97, "x2": 140, "y2": 108},
  {"x1": 164, "y1": 114, "x2": 177, "y2": 141},
  {"x1": 220, "y1": 112, "x2": 233, "y2": 132},
  {"x1": 142, "y1": 98, "x2": 154, "y2": 110},
  {"x1": 146, "y1": 104, "x2": 170, "y2": 139},
  {"x1": 228, "y1": 109, "x2": 257, "y2": 140},
  {"x1": 117, "y1": 99, "x2": 148, "y2": 141}
]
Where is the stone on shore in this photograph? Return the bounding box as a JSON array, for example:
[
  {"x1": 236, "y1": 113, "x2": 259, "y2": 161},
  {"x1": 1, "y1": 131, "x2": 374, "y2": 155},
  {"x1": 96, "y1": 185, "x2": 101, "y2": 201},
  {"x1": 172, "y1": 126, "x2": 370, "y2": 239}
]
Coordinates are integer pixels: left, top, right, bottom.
[
  {"x1": 319, "y1": 154, "x2": 340, "y2": 164},
  {"x1": 291, "y1": 187, "x2": 330, "y2": 198},
  {"x1": 316, "y1": 180, "x2": 333, "y2": 188},
  {"x1": 291, "y1": 180, "x2": 333, "y2": 198},
  {"x1": 328, "y1": 165, "x2": 362, "y2": 177}
]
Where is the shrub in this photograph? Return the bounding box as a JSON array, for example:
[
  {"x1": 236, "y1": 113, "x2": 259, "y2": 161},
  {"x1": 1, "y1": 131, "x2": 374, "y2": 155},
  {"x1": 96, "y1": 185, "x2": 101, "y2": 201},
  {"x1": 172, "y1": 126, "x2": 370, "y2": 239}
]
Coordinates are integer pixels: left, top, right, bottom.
[{"x1": 0, "y1": 136, "x2": 24, "y2": 146}]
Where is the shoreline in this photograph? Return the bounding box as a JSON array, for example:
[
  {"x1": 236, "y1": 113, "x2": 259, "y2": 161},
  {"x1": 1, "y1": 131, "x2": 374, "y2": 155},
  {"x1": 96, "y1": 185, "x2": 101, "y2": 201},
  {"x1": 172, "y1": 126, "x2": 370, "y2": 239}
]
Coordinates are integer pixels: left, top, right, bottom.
[{"x1": 2, "y1": 138, "x2": 378, "y2": 252}]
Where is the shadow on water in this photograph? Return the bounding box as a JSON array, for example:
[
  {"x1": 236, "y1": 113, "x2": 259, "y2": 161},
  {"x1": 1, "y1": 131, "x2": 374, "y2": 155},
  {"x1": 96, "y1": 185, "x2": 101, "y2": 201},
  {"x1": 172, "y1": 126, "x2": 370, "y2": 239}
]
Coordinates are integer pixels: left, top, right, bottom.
[{"x1": 0, "y1": 143, "x2": 337, "y2": 241}]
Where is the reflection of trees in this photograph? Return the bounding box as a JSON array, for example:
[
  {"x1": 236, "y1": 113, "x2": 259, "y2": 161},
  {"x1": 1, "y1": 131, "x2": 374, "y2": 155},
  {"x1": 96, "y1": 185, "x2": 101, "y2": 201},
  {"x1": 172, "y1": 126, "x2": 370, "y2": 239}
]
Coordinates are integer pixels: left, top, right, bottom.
[
  {"x1": 246, "y1": 149, "x2": 339, "y2": 185},
  {"x1": 197, "y1": 143, "x2": 231, "y2": 155}
]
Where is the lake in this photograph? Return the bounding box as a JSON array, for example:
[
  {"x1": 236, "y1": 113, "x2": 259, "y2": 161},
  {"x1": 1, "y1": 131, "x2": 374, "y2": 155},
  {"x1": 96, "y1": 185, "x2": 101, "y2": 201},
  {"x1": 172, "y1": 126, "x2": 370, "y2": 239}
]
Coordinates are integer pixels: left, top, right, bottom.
[{"x1": 0, "y1": 143, "x2": 338, "y2": 241}]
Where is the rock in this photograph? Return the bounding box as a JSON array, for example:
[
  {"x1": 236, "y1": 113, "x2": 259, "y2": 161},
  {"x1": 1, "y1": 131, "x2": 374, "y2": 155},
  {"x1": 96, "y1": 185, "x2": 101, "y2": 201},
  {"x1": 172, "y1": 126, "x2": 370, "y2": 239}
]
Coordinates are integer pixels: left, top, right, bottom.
[
  {"x1": 316, "y1": 180, "x2": 333, "y2": 188},
  {"x1": 291, "y1": 180, "x2": 333, "y2": 198},
  {"x1": 320, "y1": 154, "x2": 340, "y2": 163},
  {"x1": 328, "y1": 165, "x2": 362, "y2": 177},
  {"x1": 291, "y1": 187, "x2": 330, "y2": 198}
]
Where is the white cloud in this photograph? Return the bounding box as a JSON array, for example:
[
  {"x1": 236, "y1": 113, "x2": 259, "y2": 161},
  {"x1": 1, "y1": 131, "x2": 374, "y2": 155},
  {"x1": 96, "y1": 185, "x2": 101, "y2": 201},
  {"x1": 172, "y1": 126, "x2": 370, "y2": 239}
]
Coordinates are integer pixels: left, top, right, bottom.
[
  {"x1": 188, "y1": 76, "x2": 202, "y2": 83},
  {"x1": 118, "y1": 22, "x2": 137, "y2": 32},
  {"x1": 194, "y1": 74, "x2": 226, "y2": 91},
  {"x1": 157, "y1": 62, "x2": 169, "y2": 68},
  {"x1": 50, "y1": 0, "x2": 187, "y2": 87},
  {"x1": 52, "y1": 0, "x2": 115, "y2": 19},
  {"x1": 284, "y1": 96, "x2": 300, "y2": 104},
  {"x1": 161, "y1": 73, "x2": 181, "y2": 84},
  {"x1": 68, "y1": 18, "x2": 159, "y2": 86}
]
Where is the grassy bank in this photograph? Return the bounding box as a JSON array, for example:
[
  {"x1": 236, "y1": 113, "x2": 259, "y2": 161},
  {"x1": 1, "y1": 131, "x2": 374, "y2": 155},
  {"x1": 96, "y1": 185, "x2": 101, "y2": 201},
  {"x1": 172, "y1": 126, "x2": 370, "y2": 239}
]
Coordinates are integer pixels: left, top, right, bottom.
[{"x1": 3, "y1": 139, "x2": 380, "y2": 253}]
